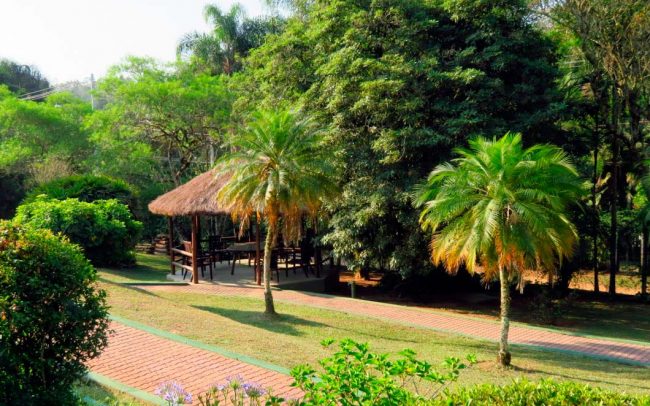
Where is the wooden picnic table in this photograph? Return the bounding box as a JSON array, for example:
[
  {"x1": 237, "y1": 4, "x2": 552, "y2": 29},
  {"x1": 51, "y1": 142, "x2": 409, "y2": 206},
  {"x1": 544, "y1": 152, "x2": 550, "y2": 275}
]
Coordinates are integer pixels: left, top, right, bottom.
[{"x1": 226, "y1": 242, "x2": 263, "y2": 278}]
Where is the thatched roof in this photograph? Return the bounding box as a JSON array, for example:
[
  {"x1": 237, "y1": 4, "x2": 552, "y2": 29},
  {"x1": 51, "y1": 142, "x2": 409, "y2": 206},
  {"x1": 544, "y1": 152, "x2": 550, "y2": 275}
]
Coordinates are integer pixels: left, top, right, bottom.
[{"x1": 148, "y1": 169, "x2": 231, "y2": 216}]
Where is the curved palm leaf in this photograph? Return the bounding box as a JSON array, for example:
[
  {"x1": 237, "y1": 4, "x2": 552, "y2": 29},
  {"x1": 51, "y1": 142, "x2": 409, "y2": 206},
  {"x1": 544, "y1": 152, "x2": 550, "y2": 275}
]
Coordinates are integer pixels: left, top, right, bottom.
[
  {"x1": 214, "y1": 110, "x2": 337, "y2": 314},
  {"x1": 416, "y1": 132, "x2": 583, "y2": 365}
]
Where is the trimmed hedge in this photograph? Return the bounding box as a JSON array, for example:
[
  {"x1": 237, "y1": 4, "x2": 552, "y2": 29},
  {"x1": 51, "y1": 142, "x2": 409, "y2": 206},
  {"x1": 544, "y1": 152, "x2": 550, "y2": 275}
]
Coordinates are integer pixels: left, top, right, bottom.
[
  {"x1": 14, "y1": 197, "x2": 142, "y2": 266},
  {"x1": 24, "y1": 174, "x2": 137, "y2": 209},
  {"x1": 0, "y1": 221, "x2": 109, "y2": 405},
  {"x1": 434, "y1": 379, "x2": 650, "y2": 405}
]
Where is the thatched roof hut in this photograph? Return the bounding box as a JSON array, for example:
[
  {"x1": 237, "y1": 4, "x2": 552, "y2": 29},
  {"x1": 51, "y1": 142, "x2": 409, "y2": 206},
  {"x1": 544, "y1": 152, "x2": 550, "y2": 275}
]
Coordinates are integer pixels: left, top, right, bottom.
[{"x1": 148, "y1": 169, "x2": 231, "y2": 217}]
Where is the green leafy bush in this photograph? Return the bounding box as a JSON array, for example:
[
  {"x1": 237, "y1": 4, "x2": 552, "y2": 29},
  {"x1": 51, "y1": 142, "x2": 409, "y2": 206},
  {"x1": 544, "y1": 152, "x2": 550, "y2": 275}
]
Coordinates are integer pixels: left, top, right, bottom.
[
  {"x1": 0, "y1": 221, "x2": 109, "y2": 405},
  {"x1": 433, "y1": 379, "x2": 650, "y2": 405},
  {"x1": 291, "y1": 339, "x2": 476, "y2": 405},
  {"x1": 24, "y1": 174, "x2": 137, "y2": 209},
  {"x1": 14, "y1": 197, "x2": 142, "y2": 266}
]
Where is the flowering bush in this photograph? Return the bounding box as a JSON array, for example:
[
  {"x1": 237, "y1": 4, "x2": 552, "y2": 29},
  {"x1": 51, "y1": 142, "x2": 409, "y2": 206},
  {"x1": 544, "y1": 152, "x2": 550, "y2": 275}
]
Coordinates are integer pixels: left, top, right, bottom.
[
  {"x1": 155, "y1": 381, "x2": 192, "y2": 405},
  {"x1": 197, "y1": 375, "x2": 281, "y2": 406}
]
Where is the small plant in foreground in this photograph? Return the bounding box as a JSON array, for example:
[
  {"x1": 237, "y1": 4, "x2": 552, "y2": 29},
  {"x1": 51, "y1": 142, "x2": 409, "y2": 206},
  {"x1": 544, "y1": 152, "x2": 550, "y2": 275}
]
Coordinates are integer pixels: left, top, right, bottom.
[
  {"x1": 155, "y1": 381, "x2": 192, "y2": 405},
  {"x1": 197, "y1": 374, "x2": 285, "y2": 406},
  {"x1": 291, "y1": 338, "x2": 476, "y2": 405}
]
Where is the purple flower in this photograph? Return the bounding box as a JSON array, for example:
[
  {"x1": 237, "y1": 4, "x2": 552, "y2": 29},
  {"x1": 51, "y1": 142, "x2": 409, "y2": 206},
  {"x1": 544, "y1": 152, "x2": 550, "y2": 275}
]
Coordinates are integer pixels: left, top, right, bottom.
[
  {"x1": 242, "y1": 382, "x2": 266, "y2": 398},
  {"x1": 155, "y1": 381, "x2": 193, "y2": 405},
  {"x1": 226, "y1": 374, "x2": 245, "y2": 389}
]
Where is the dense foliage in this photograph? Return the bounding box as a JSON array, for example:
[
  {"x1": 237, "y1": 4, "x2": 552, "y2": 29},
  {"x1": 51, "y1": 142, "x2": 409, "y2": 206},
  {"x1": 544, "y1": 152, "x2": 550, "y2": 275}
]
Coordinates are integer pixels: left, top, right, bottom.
[
  {"x1": 432, "y1": 378, "x2": 650, "y2": 405},
  {"x1": 0, "y1": 221, "x2": 109, "y2": 405},
  {"x1": 0, "y1": 58, "x2": 50, "y2": 95},
  {"x1": 14, "y1": 198, "x2": 142, "y2": 266},
  {"x1": 241, "y1": 0, "x2": 564, "y2": 275},
  {"x1": 23, "y1": 174, "x2": 137, "y2": 208},
  {"x1": 0, "y1": 0, "x2": 648, "y2": 299},
  {"x1": 291, "y1": 339, "x2": 476, "y2": 405}
]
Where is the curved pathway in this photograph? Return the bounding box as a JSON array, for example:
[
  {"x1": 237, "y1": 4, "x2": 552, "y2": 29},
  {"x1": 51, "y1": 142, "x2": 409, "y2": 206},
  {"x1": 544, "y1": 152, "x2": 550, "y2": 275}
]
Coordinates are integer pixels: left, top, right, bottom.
[{"x1": 142, "y1": 283, "x2": 650, "y2": 366}]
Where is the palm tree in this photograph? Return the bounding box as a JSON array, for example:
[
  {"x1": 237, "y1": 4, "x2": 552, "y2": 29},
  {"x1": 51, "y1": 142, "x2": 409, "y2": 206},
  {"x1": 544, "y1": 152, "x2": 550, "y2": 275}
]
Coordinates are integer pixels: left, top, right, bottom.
[
  {"x1": 416, "y1": 133, "x2": 583, "y2": 366},
  {"x1": 177, "y1": 4, "x2": 283, "y2": 75},
  {"x1": 178, "y1": 3, "x2": 244, "y2": 74},
  {"x1": 215, "y1": 110, "x2": 336, "y2": 315}
]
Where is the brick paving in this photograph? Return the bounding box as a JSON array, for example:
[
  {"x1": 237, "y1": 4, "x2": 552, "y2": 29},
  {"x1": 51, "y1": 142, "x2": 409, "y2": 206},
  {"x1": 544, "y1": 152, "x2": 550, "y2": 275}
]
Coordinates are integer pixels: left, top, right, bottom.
[
  {"x1": 143, "y1": 283, "x2": 650, "y2": 365},
  {"x1": 87, "y1": 322, "x2": 303, "y2": 404}
]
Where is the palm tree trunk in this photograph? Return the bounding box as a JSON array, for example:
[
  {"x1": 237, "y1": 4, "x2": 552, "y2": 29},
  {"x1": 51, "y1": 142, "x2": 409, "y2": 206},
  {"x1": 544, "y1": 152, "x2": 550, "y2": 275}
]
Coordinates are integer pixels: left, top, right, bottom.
[
  {"x1": 498, "y1": 266, "x2": 511, "y2": 366},
  {"x1": 263, "y1": 222, "x2": 277, "y2": 315},
  {"x1": 641, "y1": 224, "x2": 650, "y2": 298},
  {"x1": 609, "y1": 87, "x2": 620, "y2": 298}
]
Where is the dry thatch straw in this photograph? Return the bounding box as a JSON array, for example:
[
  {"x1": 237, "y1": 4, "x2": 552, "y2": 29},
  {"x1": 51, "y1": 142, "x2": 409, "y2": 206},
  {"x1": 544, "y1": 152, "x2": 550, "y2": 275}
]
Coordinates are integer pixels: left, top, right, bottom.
[{"x1": 148, "y1": 169, "x2": 232, "y2": 217}]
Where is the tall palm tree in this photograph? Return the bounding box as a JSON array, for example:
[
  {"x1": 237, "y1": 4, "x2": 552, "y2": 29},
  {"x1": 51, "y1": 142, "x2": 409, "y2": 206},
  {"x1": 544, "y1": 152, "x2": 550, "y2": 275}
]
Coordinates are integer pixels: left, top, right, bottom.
[
  {"x1": 415, "y1": 133, "x2": 583, "y2": 366},
  {"x1": 178, "y1": 3, "x2": 244, "y2": 75},
  {"x1": 215, "y1": 110, "x2": 336, "y2": 315},
  {"x1": 178, "y1": 4, "x2": 283, "y2": 75}
]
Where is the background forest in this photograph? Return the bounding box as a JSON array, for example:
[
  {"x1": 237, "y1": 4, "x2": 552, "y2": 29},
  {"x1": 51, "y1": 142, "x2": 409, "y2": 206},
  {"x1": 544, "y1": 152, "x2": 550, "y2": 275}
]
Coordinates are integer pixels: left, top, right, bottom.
[{"x1": 1, "y1": 0, "x2": 649, "y2": 298}]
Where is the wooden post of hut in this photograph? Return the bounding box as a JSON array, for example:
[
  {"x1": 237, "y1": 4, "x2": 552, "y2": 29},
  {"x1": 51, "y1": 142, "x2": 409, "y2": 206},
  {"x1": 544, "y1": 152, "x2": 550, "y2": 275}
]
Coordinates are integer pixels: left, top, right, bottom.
[
  {"x1": 168, "y1": 216, "x2": 175, "y2": 275},
  {"x1": 191, "y1": 215, "x2": 200, "y2": 284},
  {"x1": 148, "y1": 169, "x2": 233, "y2": 282}
]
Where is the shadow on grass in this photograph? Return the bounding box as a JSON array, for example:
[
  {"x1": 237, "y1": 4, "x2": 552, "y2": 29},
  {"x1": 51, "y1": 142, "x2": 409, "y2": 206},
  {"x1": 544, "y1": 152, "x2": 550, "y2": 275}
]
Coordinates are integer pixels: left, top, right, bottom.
[
  {"x1": 508, "y1": 344, "x2": 650, "y2": 392},
  {"x1": 98, "y1": 254, "x2": 170, "y2": 283},
  {"x1": 193, "y1": 305, "x2": 324, "y2": 336},
  {"x1": 97, "y1": 277, "x2": 161, "y2": 297}
]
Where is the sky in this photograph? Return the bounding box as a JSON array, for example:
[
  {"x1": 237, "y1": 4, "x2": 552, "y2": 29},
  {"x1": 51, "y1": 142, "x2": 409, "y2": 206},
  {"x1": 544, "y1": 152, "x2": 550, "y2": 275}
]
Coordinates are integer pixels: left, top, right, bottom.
[{"x1": 0, "y1": 0, "x2": 267, "y2": 84}]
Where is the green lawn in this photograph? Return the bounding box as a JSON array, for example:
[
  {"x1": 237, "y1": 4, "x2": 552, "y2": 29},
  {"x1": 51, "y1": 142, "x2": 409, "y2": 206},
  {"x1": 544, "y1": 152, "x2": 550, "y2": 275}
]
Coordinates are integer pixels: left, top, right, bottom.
[
  {"x1": 76, "y1": 380, "x2": 147, "y2": 405},
  {"x1": 94, "y1": 255, "x2": 650, "y2": 396}
]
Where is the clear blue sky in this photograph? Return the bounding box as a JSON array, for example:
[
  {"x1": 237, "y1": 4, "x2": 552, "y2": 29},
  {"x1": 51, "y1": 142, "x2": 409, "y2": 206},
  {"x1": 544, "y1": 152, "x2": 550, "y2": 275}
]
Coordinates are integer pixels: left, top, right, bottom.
[{"x1": 0, "y1": 0, "x2": 267, "y2": 84}]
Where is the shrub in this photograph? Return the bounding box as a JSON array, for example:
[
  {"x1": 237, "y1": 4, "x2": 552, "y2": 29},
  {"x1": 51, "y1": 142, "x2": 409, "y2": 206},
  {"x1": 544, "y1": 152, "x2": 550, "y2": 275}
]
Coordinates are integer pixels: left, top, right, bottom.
[
  {"x1": 14, "y1": 197, "x2": 143, "y2": 266},
  {"x1": 291, "y1": 339, "x2": 476, "y2": 405},
  {"x1": 433, "y1": 379, "x2": 650, "y2": 405},
  {"x1": 0, "y1": 221, "x2": 109, "y2": 405},
  {"x1": 24, "y1": 174, "x2": 137, "y2": 209}
]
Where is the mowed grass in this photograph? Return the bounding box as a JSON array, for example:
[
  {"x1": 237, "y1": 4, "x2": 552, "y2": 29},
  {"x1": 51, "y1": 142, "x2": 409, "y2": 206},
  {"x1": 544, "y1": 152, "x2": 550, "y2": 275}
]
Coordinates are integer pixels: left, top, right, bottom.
[
  {"x1": 97, "y1": 256, "x2": 650, "y2": 395},
  {"x1": 75, "y1": 379, "x2": 147, "y2": 405}
]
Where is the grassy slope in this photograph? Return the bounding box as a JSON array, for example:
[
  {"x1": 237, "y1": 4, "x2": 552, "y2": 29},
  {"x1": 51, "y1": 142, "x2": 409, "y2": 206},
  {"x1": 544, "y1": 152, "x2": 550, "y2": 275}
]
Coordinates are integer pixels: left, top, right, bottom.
[
  {"x1": 97, "y1": 255, "x2": 650, "y2": 396},
  {"x1": 76, "y1": 380, "x2": 147, "y2": 405}
]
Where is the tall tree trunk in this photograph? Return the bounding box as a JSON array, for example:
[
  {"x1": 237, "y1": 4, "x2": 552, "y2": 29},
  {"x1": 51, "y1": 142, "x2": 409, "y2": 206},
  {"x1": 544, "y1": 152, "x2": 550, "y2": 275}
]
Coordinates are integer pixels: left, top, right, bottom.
[
  {"x1": 609, "y1": 88, "x2": 620, "y2": 297},
  {"x1": 641, "y1": 224, "x2": 650, "y2": 297},
  {"x1": 498, "y1": 267, "x2": 511, "y2": 366},
  {"x1": 263, "y1": 222, "x2": 277, "y2": 315},
  {"x1": 592, "y1": 143, "x2": 599, "y2": 293}
]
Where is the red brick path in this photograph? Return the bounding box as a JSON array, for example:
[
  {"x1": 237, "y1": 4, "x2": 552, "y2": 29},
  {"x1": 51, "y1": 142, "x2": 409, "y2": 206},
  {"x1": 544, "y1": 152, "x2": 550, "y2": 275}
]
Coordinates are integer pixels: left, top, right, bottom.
[
  {"x1": 143, "y1": 283, "x2": 650, "y2": 365},
  {"x1": 87, "y1": 322, "x2": 303, "y2": 404}
]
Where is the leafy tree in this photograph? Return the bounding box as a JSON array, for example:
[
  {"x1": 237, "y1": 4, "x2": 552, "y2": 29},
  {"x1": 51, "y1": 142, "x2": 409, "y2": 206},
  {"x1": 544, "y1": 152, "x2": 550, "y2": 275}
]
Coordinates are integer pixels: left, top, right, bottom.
[
  {"x1": 0, "y1": 91, "x2": 91, "y2": 174},
  {"x1": 89, "y1": 57, "x2": 233, "y2": 186},
  {"x1": 215, "y1": 110, "x2": 336, "y2": 315},
  {"x1": 416, "y1": 134, "x2": 582, "y2": 366},
  {"x1": 177, "y1": 3, "x2": 284, "y2": 75},
  {"x1": 0, "y1": 59, "x2": 50, "y2": 95},
  {"x1": 0, "y1": 90, "x2": 92, "y2": 217},
  {"x1": 548, "y1": 0, "x2": 650, "y2": 295},
  {"x1": 0, "y1": 221, "x2": 109, "y2": 404},
  {"x1": 242, "y1": 0, "x2": 565, "y2": 277}
]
